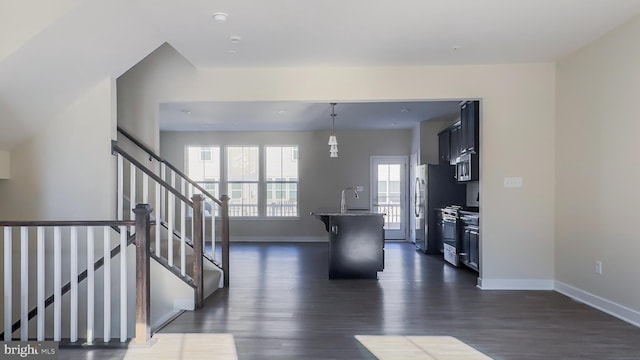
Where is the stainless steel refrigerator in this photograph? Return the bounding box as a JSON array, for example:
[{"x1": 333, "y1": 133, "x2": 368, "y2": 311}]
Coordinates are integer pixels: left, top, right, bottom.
[{"x1": 413, "y1": 164, "x2": 466, "y2": 254}]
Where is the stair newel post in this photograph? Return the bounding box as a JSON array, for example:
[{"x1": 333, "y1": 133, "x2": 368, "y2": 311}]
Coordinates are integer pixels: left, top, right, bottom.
[
  {"x1": 220, "y1": 195, "x2": 230, "y2": 287},
  {"x1": 133, "y1": 204, "x2": 153, "y2": 344},
  {"x1": 192, "y1": 194, "x2": 205, "y2": 309}
]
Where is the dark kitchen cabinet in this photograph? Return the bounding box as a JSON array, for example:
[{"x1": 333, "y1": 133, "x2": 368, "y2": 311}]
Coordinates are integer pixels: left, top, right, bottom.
[
  {"x1": 459, "y1": 211, "x2": 479, "y2": 272},
  {"x1": 438, "y1": 129, "x2": 450, "y2": 164},
  {"x1": 460, "y1": 101, "x2": 480, "y2": 155},
  {"x1": 448, "y1": 123, "x2": 462, "y2": 165}
]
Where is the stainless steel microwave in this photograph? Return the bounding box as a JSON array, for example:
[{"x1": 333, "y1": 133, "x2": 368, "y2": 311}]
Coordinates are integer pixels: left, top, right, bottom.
[{"x1": 455, "y1": 153, "x2": 478, "y2": 182}]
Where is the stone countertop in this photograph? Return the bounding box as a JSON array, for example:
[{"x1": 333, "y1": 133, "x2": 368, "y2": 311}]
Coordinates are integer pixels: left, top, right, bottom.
[{"x1": 310, "y1": 209, "x2": 385, "y2": 217}]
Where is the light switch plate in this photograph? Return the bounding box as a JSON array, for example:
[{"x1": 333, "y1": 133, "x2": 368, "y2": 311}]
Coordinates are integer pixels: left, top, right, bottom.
[
  {"x1": 356, "y1": 186, "x2": 364, "y2": 192},
  {"x1": 504, "y1": 177, "x2": 523, "y2": 188}
]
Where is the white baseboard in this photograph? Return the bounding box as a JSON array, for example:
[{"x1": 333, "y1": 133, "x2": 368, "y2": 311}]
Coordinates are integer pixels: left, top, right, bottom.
[
  {"x1": 554, "y1": 281, "x2": 640, "y2": 328},
  {"x1": 230, "y1": 236, "x2": 326, "y2": 242},
  {"x1": 477, "y1": 278, "x2": 554, "y2": 290}
]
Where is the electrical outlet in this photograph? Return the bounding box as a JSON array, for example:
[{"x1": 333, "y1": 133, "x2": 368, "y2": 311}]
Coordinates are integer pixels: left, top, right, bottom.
[
  {"x1": 504, "y1": 177, "x2": 523, "y2": 188},
  {"x1": 595, "y1": 260, "x2": 603, "y2": 274}
]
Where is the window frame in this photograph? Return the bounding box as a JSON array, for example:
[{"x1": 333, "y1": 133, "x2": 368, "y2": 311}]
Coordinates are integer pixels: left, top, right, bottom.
[
  {"x1": 264, "y1": 145, "x2": 299, "y2": 218},
  {"x1": 225, "y1": 145, "x2": 260, "y2": 218},
  {"x1": 185, "y1": 144, "x2": 300, "y2": 220}
]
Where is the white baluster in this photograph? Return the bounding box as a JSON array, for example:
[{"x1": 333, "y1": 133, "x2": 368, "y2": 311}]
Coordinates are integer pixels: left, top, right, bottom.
[
  {"x1": 168, "y1": 191, "x2": 174, "y2": 267},
  {"x1": 53, "y1": 227, "x2": 61, "y2": 341},
  {"x1": 37, "y1": 227, "x2": 44, "y2": 341},
  {"x1": 130, "y1": 163, "x2": 136, "y2": 234},
  {"x1": 120, "y1": 226, "x2": 127, "y2": 342},
  {"x1": 155, "y1": 182, "x2": 161, "y2": 256},
  {"x1": 20, "y1": 227, "x2": 28, "y2": 341},
  {"x1": 87, "y1": 227, "x2": 95, "y2": 344},
  {"x1": 103, "y1": 227, "x2": 111, "y2": 343},
  {"x1": 143, "y1": 172, "x2": 149, "y2": 204},
  {"x1": 3, "y1": 227, "x2": 11, "y2": 341},
  {"x1": 160, "y1": 163, "x2": 166, "y2": 220},
  {"x1": 181, "y1": 179, "x2": 186, "y2": 275},
  {"x1": 202, "y1": 201, "x2": 206, "y2": 256},
  {"x1": 70, "y1": 227, "x2": 78, "y2": 342},
  {"x1": 211, "y1": 201, "x2": 216, "y2": 262},
  {"x1": 117, "y1": 154, "x2": 124, "y2": 221}
]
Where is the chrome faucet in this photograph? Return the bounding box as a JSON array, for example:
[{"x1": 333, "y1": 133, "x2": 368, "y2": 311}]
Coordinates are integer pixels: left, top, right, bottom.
[{"x1": 341, "y1": 187, "x2": 359, "y2": 212}]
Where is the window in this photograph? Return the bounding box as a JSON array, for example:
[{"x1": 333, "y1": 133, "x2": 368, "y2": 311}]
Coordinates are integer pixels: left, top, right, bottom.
[
  {"x1": 227, "y1": 146, "x2": 259, "y2": 217},
  {"x1": 186, "y1": 146, "x2": 220, "y2": 216},
  {"x1": 186, "y1": 145, "x2": 299, "y2": 218},
  {"x1": 377, "y1": 164, "x2": 401, "y2": 204},
  {"x1": 266, "y1": 146, "x2": 298, "y2": 217}
]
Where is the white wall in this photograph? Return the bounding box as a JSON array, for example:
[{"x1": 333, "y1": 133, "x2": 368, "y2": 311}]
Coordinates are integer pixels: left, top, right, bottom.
[
  {"x1": 160, "y1": 129, "x2": 412, "y2": 240},
  {"x1": 117, "y1": 44, "x2": 556, "y2": 288},
  {"x1": 556, "y1": 15, "x2": 640, "y2": 322},
  {"x1": 0, "y1": 150, "x2": 9, "y2": 179},
  {"x1": 0, "y1": 78, "x2": 116, "y2": 220},
  {"x1": 0, "y1": 0, "x2": 81, "y2": 61},
  {"x1": 117, "y1": 43, "x2": 196, "y2": 153}
]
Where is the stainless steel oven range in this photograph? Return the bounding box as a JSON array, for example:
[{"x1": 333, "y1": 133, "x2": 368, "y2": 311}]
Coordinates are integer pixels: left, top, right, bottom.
[{"x1": 441, "y1": 205, "x2": 461, "y2": 267}]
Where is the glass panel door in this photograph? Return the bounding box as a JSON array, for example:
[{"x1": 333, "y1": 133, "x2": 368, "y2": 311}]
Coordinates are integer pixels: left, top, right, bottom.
[{"x1": 370, "y1": 156, "x2": 407, "y2": 240}]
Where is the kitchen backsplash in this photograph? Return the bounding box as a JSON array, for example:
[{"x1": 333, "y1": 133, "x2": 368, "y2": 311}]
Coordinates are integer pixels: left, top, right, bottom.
[{"x1": 466, "y1": 181, "x2": 479, "y2": 207}]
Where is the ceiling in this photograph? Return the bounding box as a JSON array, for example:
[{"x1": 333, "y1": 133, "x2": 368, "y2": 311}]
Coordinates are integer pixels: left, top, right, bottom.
[
  {"x1": 159, "y1": 101, "x2": 462, "y2": 132},
  {"x1": 3, "y1": 1, "x2": 640, "y2": 146},
  {"x1": 149, "y1": 0, "x2": 640, "y2": 132},
  {"x1": 150, "y1": 0, "x2": 640, "y2": 68}
]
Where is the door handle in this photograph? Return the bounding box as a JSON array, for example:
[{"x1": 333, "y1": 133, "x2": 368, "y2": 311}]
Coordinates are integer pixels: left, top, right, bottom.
[{"x1": 331, "y1": 225, "x2": 339, "y2": 235}]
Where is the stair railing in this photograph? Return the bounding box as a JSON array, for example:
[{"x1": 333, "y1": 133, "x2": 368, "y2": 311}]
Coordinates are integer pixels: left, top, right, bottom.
[
  {"x1": 116, "y1": 126, "x2": 230, "y2": 287},
  {"x1": 112, "y1": 142, "x2": 225, "y2": 307},
  {"x1": 0, "y1": 204, "x2": 153, "y2": 345}
]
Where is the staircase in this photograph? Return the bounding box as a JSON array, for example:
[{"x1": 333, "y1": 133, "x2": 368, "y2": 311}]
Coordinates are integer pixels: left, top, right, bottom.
[{"x1": 0, "y1": 129, "x2": 231, "y2": 345}]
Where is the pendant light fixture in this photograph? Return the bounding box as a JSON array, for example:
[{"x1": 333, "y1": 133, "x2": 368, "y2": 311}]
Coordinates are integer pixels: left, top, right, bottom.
[{"x1": 328, "y1": 103, "x2": 338, "y2": 158}]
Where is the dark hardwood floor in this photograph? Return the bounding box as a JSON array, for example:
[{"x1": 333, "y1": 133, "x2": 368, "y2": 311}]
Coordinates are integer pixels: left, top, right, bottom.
[{"x1": 60, "y1": 241, "x2": 640, "y2": 360}]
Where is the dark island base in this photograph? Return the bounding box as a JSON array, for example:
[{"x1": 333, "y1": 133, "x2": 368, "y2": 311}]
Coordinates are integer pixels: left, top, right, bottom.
[
  {"x1": 313, "y1": 212, "x2": 385, "y2": 280},
  {"x1": 329, "y1": 269, "x2": 378, "y2": 280}
]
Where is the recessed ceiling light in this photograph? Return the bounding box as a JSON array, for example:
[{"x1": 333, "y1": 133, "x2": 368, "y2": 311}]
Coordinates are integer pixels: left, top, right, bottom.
[
  {"x1": 229, "y1": 35, "x2": 242, "y2": 44},
  {"x1": 181, "y1": 109, "x2": 191, "y2": 115},
  {"x1": 400, "y1": 108, "x2": 410, "y2": 113},
  {"x1": 212, "y1": 12, "x2": 229, "y2": 23},
  {"x1": 277, "y1": 109, "x2": 286, "y2": 115}
]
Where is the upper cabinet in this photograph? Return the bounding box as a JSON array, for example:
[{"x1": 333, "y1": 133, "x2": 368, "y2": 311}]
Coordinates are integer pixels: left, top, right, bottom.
[
  {"x1": 438, "y1": 128, "x2": 450, "y2": 164},
  {"x1": 460, "y1": 100, "x2": 479, "y2": 155},
  {"x1": 448, "y1": 123, "x2": 462, "y2": 165},
  {"x1": 437, "y1": 101, "x2": 480, "y2": 182}
]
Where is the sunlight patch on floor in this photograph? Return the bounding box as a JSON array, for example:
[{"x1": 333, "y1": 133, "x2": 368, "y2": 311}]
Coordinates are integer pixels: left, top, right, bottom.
[
  {"x1": 124, "y1": 333, "x2": 238, "y2": 360},
  {"x1": 355, "y1": 335, "x2": 493, "y2": 360}
]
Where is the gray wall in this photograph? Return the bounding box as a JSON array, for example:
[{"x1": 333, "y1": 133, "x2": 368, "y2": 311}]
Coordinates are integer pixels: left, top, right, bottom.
[
  {"x1": 160, "y1": 129, "x2": 412, "y2": 241},
  {"x1": 114, "y1": 40, "x2": 558, "y2": 289}
]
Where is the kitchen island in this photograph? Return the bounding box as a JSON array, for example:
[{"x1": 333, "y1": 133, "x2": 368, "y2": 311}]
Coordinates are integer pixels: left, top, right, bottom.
[{"x1": 311, "y1": 209, "x2": 385, "y2": 279}]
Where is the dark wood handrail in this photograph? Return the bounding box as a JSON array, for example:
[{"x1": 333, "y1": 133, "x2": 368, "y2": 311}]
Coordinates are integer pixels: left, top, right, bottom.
[
  {"x1": 116, "y1": 126, "x2": 162, "y2": 162},
  {"x1": 117, "y1": 127, "x2": 222, "y2": 206},
  {"x1": 112, "y1": 142, "x2": 194, "y2": 206}
]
